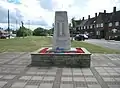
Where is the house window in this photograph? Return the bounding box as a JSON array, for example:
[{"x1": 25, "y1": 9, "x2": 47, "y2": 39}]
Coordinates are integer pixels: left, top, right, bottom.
[
  {"x1": 115, "y1": 22, "x2": 119, "y2": 26},
  {"x1": 101, "y1": 23, "x2": 103, "y2": 27},
  {"x1": 109, "y1": 23, "x2": 112, "y2": 27},
  {"x1": 84, "y1": 26, "x2": 86, "y2": 29},
  {"x1": 81, "y1": 26, "x2": 83, "y2": 29},
  {"x1": 112, "y1": 29, "x2": 117, "y2": 33},
  {"x1": 96, "y1": 24, "x2": 99, "y2": 28},
  {"x1": 87, "y1": 26, "x2": 89, "y2": 29},
  {"x1": 90, "y1": 25, "x2": 92, "y2": 29},
  {"x1": 96, "y1": 31, "x2": 100, "y2": 35},
  {"x1": 94, "y1": 21, "x2": 96, "y2": 23}
]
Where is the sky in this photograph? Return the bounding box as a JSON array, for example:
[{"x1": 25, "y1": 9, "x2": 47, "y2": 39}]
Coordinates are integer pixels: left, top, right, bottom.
[{"x1": 0, "y1": 0, "x2": 120, "y2": 30}]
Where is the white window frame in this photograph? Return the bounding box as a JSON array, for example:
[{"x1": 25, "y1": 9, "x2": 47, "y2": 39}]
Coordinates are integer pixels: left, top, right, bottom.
[
  {"x1": 112, "y1": 29, "x2": 117, "y2": 33},
  {"x1": 84, "y1": 26, "x2": 86, "y2": 29},
  {"x1": 90, "y1": 25, "x2": 92, "y2": 29},
  {"x1": 96, "y1": 24, "x2": 99, "y2": 28},
  {"x1": 81, "y1": 26, "x2": 83, "y2": 29},
  {"x1": 115, "y1": 22, "x2": 119, "y2": 26},
  {"x1": 109, "y1": 23, "x2": 112, "y2": 27},
  {"x1": 101, "y1": 23, "x2": 103, "y2": 27}
]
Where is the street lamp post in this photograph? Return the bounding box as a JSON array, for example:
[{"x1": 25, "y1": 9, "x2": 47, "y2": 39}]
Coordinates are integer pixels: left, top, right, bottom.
[{"x1": 8, "y1": 9, "x2": 10, "y2": 39}]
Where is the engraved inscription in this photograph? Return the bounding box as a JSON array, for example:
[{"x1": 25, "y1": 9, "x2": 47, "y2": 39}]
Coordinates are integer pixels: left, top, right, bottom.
[
  {"x1": 57, "y1": 22, "x2": 65, "y2": 37},
  {"x1": 62, "y1": 23, "x2": 65, "y2": 36},
  {"x1": 57, "y1": 23, "x2": 60, "y2": 37}
]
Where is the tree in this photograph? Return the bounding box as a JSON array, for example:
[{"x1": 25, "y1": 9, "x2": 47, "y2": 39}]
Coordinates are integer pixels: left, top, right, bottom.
[
  {"x1": 69, "y1": 23, "x2": 72, "y2": 28},
  {"x1": 71, "y1": 17, "x2": 76, "y2": 41},
  {"x1": 69, "y1": 23, "x2": 72, "y2": 36},
  {"x1": 71, "y1": 17, "x2": 76, "y2": 28},
  {"x1": 47, "y1": 28, "x2": 54, "y2": 36},
  {"x1": 16, "y1": 21, "x2": 32, "y2": 38},
  {"x1": 33, "y1": 27, "x2": 47, "y2": 36},
  {"x1": 16, "y1": 26, "x2": 32, "y2": 37}
]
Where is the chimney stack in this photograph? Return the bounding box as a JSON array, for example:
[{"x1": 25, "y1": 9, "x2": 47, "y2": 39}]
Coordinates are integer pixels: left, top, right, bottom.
[
  {"x1": 88, "y1": 15, "x2": 90, "y2": 20},
  {"x1": 104, "y1": 10, "x2": 106, "y2": 14},
  {"x1": 95, "y1": 13, "x2": 97, "y2": 18},
  {"x1": 82, "y1": 17, "x2": 84, "y2": 20},
  {"x1": 113, "y1": 7, "x2": 116, "y2": 13}
]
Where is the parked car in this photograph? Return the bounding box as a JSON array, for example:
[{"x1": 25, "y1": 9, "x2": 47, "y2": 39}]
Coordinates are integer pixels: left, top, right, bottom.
[
  {"x1": 0, "y1": 34, "x2": 7, "y2": 39},
  {"x1": 115, "y1": 36, "x2": 120, "y2": 41},
  {"x1": 84, "y1": 34, "x2": 89, "y2": 39},
  {"x1": 74, "y1": 34, "x2": 88, "y2": 41}
]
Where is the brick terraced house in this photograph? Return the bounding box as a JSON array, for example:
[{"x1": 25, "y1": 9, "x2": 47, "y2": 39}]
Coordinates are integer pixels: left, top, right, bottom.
[{"x1": 74, "y1": 7, "x2": 120, "y2": 40}]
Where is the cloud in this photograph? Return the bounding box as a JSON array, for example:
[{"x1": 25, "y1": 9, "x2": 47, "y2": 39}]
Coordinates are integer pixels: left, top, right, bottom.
[
  {"x1": 40, "y1": 0, "x2": 53, "y2": 11},
  {"x1": 24, "y1": 18, "x2": 48, "y2": 26},
  {"x1": 0, "y1": 6, "x2": 19, "y2": 23},
  {"x1": 86, "y1": 0, "x2": 120, "y2": 15},
  {"x1": 0, "y1": 0, "x2": 49, "y2": 29},
  {"x1": 30, "y1": 20, "x2": 48, "y2": 26},
  {"x1": 0, "y1": 0, "x2": 23, "y2": 23},
  {"x1": 0, "y1": 0, "x2": 120, "y2": 30},
  {"x1": 7, "y1": 0, "x2": 21, "y2": 4}
]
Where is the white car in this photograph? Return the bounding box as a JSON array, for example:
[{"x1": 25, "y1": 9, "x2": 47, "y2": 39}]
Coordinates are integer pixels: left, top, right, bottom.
[{"x1": 84, "y1": 34, "x2": 88, "y2": 39}]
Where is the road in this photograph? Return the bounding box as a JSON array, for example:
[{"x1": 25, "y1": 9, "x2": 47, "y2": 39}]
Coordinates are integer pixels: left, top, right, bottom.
[{"x1": 84, "y1": 39, "x2": 120, "y2": 50}]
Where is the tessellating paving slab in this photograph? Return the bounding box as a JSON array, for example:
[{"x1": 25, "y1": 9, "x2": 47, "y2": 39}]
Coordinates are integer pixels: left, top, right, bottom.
[{"x1": 0, "y1": 52, "x2": 120, "y2": 88}]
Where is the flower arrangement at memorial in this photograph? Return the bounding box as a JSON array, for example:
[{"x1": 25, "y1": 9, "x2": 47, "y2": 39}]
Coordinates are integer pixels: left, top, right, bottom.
[{"x1": 39, "y1": 47, "x2": 84, "y2": 54}]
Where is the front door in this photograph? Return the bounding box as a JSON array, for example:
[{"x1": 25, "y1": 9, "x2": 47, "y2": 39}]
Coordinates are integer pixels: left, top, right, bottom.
[{"x1": 100, "y1": 30, "x2": 105, "y2": 38}]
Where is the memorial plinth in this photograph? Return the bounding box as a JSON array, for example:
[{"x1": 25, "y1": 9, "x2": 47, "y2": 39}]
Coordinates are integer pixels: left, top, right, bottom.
[{"x1": 31, "y1": 11, "x2": 91, "y2": 68}]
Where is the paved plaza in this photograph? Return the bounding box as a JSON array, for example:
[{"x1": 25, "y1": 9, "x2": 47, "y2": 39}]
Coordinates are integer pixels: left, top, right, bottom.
[{"x1": 0, "y1": 52, "x2": 120, "y2": 88}]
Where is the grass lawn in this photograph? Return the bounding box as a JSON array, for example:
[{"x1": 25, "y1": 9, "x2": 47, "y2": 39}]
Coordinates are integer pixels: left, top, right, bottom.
[
  {"x1": 0, "y1": 36, "x2": 120, "y2": 54},
  {"x1": 72, "y1": 41, "x2": 120, "y2": 54},
  {"x1": 0, "y1": 36, "x2": 52, "y2": 52}
]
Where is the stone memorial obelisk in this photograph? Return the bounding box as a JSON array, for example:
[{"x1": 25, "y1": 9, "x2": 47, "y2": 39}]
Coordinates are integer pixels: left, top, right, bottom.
[
  {"x1": 31, "y1": 11, "x2": 91, "y2": 68},
  {"x1": 52, "y1": 11, "x2": 71, "y2": 50}
]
